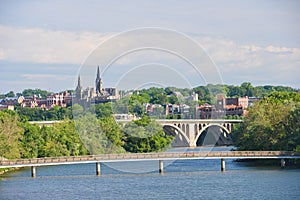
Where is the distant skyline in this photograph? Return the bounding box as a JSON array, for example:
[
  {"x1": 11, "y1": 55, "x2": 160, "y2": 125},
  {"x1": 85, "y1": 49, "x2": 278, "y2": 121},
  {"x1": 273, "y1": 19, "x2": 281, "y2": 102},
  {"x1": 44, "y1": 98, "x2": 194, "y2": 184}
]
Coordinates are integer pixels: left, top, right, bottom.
[{"x1": 0, "y1": 0, "x2": 299, "y2": 93}]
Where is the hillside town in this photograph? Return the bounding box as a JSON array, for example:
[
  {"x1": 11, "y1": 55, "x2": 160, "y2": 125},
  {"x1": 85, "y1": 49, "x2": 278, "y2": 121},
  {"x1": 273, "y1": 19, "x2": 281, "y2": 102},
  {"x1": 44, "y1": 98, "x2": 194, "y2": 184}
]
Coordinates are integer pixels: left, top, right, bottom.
[
  {"x1": 0, "y1": 68, "x2": 263, "y2": 119},
  {"x1": 5, "y1": 67, "x2": 300, "y2": 119}
]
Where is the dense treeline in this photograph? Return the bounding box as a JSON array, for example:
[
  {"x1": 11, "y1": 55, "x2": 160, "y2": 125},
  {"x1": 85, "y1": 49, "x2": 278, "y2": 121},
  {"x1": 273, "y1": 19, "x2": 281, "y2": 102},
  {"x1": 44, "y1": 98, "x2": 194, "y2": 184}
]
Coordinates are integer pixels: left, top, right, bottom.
[
  {"x1": 0, "y1": 110, "x2": 87, "y2": 159},
  {"x1": 232, "y1": 92, "x2": 300, "y2": 152},
  {"x1": 0, "y1": 109, "x2": 173, "y2": 159},
  {"x1": 1, "y1": 83, "x2": 296, "y2": 101},
  {"x1": 16, "y1": 105, "x2": 73, "y2": 121},
  {"x1": 0, "y1": 89, "x2": 50, "y2": 99}
]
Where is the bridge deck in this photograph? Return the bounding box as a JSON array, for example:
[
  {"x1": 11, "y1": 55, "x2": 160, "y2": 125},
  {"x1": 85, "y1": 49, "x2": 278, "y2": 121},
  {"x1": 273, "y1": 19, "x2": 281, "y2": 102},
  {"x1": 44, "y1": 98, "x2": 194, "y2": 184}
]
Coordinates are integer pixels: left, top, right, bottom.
[{"x1": 1, "y1": 151, "x2": 300, "y2": 168}]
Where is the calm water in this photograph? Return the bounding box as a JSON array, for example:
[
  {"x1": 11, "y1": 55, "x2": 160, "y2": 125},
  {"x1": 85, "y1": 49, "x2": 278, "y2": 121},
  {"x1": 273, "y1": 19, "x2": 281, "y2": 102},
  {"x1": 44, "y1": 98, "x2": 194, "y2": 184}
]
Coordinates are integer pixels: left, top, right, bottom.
[{"x1": 1, "y1": 147, "x2": 300, "y2": 200}]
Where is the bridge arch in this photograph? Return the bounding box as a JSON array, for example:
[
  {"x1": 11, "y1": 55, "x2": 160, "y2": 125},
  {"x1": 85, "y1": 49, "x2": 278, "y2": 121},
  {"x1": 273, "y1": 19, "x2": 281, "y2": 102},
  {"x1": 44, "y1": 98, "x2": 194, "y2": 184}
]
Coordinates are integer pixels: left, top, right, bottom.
[
  {"x1": 193, "y1": 124, "x2": 230, "y2": 147},
  {"x1": 162, "y1": 124, "x2": 190, "y2": 147}
]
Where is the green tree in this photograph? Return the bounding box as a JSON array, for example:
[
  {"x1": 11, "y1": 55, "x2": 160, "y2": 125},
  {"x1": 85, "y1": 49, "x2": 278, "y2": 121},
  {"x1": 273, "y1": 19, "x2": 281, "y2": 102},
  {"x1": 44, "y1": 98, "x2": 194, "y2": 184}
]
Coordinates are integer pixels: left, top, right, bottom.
[
  {"x1": 123, "y1": 116, "x2": 173, "y2": 153},
  {"x1": 193, "y1": 86, "x2": 211, "y2": 104},
  {"x1": 0, "y1": 111, "x2": 23, "y2": 159},
  {"x1": 98, "y1": 117, "x2": 125, "y2": 148},
  {"x1": 20, "y1": 122, "x2": 43, "y2": 158},
  {"x1": 94, "y1": 103, "x2": 113, "y2": 118},
  {"x1": 151, "y1": 93, "x2": 168, "y2": 104},
  {"x1": 22, "y1": 89, "x2": 49, "y2": 98},
  {"x1": 232, "y1": 92, "x2": 300, "y2": 151},
  {"x1": 5, "y1": 91, "x2": 15, "y2": 97}
]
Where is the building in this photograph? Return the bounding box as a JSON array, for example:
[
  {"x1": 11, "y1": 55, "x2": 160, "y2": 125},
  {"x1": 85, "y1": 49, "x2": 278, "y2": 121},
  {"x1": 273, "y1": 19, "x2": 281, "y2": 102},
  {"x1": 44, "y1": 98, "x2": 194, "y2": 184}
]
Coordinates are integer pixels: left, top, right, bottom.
[
  {"x1": 248, "y1": 97, "x2": 262, "y2": 107},
  {"x1": 217, "y1": 94, "x2": 248, "y2": 109},
  {"x1": 16, "y1": 91, "x2": 72, "y2": 109},
  {"x1": 0, "y1": 104, "x2": 14, "y2": 111},
  {"x1": 75, "y1": 66, "x2": 120, "y2": 104},
  {"x1": 198, "y1": 95, "x2": 251, "y2": 119}
]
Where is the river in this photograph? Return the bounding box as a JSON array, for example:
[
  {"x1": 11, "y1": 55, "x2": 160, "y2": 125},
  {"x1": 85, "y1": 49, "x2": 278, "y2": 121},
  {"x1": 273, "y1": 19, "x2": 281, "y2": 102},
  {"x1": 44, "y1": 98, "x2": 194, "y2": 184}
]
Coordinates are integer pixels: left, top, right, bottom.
[{"x1": 1, "y1": 147, "x2": 300, "y2": 200}]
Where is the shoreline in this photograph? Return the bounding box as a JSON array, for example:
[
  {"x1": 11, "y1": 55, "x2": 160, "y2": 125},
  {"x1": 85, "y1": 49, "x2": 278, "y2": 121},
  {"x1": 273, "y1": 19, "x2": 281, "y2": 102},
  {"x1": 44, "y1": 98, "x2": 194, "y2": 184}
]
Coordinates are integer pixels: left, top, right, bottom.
[{"x1": 0, "y1": 167, "x2": 21, "y2": 175}]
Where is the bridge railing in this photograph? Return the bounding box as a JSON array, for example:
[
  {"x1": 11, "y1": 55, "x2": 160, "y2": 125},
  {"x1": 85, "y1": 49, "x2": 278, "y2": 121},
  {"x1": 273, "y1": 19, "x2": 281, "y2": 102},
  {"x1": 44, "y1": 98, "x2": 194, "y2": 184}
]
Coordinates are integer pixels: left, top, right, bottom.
[{"x1": 1, "y1": 151, "x2": 300, "y2": 167}]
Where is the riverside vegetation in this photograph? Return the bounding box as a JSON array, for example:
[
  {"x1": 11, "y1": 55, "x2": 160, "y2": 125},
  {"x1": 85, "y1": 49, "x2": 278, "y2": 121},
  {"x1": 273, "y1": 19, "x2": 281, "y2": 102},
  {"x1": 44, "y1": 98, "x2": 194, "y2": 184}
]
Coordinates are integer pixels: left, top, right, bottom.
[
  {"x1": 0, "y1": 109, "x2": 173, "y2": 159},
  {"x1": 232, "y1": 91, "x2": 300, "y2": 152}
]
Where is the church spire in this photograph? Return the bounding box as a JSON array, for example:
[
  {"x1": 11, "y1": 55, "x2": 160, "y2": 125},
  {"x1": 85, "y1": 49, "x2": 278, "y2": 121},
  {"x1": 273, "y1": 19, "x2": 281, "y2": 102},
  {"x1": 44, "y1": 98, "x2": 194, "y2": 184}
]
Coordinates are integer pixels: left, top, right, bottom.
[
  {"x1": 96, "y1": 66, "x2": 102, "y2": 95},
  {"x1": 75, "y1": 75, "x2": 82, "y2": 99},
  {"x1": 77, "y1": 76, "x2": 81, "y2": 89}
]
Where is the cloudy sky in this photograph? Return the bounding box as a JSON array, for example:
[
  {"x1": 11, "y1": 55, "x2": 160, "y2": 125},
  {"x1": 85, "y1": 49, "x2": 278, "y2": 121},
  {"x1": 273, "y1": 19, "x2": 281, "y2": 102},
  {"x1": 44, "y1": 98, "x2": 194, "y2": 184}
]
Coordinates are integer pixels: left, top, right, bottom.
[{"x1": 0, "y1": 0, "x2": 299, "y2": 93}]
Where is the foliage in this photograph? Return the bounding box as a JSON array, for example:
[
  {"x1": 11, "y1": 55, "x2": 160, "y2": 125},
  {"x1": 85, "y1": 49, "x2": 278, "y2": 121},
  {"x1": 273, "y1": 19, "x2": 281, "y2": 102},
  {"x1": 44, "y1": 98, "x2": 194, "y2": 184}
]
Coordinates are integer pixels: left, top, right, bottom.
[
  {"x1": 16, "y1": 106, "x2": 73, "y2": 121},
  {"x1": 232, "y1": 92, "x2": 300, "y2": 152},
  {"x1": 193, "y1": 86, "x2": 211, "y2": 104},
  {"x1": 0, "y1": 111, "x2": 23, "y2": 159},
  {"x1": 123, "y1": 116, "x2": 173, "y2": 153},
  {"x1": 38, "y1": 120, "x2": 88, "y2": 157},
  {"x1": 94, "y1": 103, "x2": 113, "y2": 118},
  {"x1": 0, "y1": 110, "x2": 87, "y2": 159},
  {"x1": 0, "y1": 91, "x2": 16, "y2": 98},
  {"x1": 75, "y1": 113, "x2": 125, "y2": 154},
  {"x1": 20, "y1": 89, "x2": 49, "y2": 98},
  {"x1": 98, "y1": 117, "x2": 125, "y2": 147}
]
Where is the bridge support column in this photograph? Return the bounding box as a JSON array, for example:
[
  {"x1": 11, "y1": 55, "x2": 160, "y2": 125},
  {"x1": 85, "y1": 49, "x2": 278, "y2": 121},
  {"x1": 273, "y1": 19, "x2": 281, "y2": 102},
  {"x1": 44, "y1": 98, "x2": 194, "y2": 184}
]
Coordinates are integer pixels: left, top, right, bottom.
[
  {"x1": 221, "y1": 159, "x2": 225, "y2": 172},
  {"x1": 281, "y1": 159, "x2": 285, "y2": 168},
  {"x1": 159, "y1": 160, "x2": 164, "y2": 174},
  {"x1": 96, "y1": 162, "x2": 101, "y2": 176},
  {"x1": 31, "y1": 166, "x2": 36, "y2": 177}
]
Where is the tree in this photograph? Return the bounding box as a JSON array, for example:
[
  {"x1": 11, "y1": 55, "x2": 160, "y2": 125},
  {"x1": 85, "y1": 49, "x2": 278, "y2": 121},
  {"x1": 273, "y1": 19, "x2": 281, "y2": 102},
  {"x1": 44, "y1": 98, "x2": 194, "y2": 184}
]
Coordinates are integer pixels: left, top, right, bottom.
[
  {"x1": 123, "y1": 116, "x2": 173, "y2": 153},
  {"x1": 5, "y1": 91, "x2": 15, "y2": 98},
  {"x1": 240, "y1": 82, "x2": 257, "y2": 97},
  {"x1": 113, "y1": 97, "x2": 129, "y2": 114},
  {"x1": 168, "y1": 95, "x2": 179, "y2": 104},
  {"x1": 20, "y1": 122, "x2": 42, "y2": 158},
  {"x1": 193, "y1": 86, "x2": 211, "y2": 104},
  {"x1": 98, "y1": 117, "x2": 125, "y2": 148},
  {"x1": 0, "y1": 111, "x2": 23, "y2": 159},
  {"x1": 232, "y1": 92, "x2": 300, "y2": 151},
  {"x1": 22, "y1": 89, "x2": 49, "y2": 98},
  {"x1": 94, "y1": 103, "x2": 113, "y2": 118},
  {"x1": 150, "y1": 93, "x2": 168, "y2": 104}
]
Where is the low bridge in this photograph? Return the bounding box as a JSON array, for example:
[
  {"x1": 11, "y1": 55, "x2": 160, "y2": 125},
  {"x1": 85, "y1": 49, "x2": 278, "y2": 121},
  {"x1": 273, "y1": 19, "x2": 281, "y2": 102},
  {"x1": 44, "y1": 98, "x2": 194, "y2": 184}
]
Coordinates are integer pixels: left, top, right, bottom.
[
  {"x1": 29, "y1": 119, "x2": 243, "y2": 147},
  {"x1": 1, "y1": 151, "x2": 299, "y2": 177}
]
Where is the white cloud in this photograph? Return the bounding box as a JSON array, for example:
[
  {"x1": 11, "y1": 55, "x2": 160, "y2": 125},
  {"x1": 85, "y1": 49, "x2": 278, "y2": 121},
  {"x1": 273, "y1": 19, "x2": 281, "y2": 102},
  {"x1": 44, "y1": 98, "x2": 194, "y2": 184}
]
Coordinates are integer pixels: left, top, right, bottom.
[
  {"x1": 195, "y1": 36, "x2": 300, "y2": 86},
  {"x1": 0, "y1": 48, "x2": 5, "y2": 59},
  {"x1": 0, "y1": 25, "x2": 299, "y2": 89},
  {"x1": 0, "y1": 25, "x2": 110, "y2": 64}
]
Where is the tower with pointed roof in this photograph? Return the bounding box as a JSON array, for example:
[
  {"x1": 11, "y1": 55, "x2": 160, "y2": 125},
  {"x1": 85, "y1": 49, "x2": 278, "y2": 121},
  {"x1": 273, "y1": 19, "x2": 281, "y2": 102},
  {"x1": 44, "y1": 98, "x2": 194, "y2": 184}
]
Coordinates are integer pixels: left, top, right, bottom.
[
  {"x1": 75, "y1": 75, "x2": 83, "y2": 99},
  {"x1": 95, "y1": 66, "x2": 103, "y2": 95}
]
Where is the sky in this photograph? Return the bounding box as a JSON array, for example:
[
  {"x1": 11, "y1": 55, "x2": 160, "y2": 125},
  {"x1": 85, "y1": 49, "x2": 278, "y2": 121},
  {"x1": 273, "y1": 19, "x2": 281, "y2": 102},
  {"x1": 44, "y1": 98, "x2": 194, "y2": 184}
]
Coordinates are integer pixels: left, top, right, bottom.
[{"x1": 0, "y1": 0, "x2": 299, "y2": 93}]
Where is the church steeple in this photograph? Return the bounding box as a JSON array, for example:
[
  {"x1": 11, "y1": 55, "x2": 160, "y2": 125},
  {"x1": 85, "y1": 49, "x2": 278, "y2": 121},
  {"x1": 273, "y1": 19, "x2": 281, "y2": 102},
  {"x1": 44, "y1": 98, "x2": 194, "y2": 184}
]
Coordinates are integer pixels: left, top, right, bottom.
[
  {"x1": 76, "y1": 76, "x2": 82, "y2": 89},
  {"x1": 75, "y1": 75, "x2": 82, "y2": 99},
  {"x1": 95, "y1": 66, "x2": 102, "y2": 95}
]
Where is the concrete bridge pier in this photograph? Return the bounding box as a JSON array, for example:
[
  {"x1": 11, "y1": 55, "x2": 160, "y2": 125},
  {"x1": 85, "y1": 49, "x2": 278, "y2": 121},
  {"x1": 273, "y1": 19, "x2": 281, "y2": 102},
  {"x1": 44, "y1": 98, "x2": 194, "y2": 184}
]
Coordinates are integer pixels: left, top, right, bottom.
[
  {"x1": 221, "y1": 159, "x2": 225, "y2": 172},
  {"x1": 96, "y1": 162, "x2": 101, "y2": 176},
  {"x1": 281, "y1": 159, "x2": 285, "y2": 168},
  {"x1": 31, "y1": 166, "x2": 36, "y2": 177},
  {"x1": 159, "y1": 160, "x2": 164, "y2": 174}
]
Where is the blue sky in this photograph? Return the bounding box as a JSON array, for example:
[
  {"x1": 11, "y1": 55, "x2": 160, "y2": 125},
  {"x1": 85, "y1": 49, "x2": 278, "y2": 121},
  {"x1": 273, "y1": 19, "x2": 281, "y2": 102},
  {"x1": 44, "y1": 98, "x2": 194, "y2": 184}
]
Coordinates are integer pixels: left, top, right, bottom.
[{"x1": 0, "y1": 0, "x2": 299, "y2": 93}]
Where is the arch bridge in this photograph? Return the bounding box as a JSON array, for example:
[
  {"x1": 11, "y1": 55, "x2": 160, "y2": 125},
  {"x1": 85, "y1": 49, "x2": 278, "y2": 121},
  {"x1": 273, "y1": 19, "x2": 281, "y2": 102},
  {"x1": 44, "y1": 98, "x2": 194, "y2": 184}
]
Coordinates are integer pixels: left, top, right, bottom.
[{"x1": 118, "y1": 119, "x2": 243, "y2": 147}]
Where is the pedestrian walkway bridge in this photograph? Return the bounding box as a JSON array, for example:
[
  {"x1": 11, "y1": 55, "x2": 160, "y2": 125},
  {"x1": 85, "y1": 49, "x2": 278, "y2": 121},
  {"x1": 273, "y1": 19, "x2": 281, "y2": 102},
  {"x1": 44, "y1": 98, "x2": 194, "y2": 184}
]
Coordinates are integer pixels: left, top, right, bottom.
[{"x1": 1, "y1": 151, "x2": 299, "y2": 177}]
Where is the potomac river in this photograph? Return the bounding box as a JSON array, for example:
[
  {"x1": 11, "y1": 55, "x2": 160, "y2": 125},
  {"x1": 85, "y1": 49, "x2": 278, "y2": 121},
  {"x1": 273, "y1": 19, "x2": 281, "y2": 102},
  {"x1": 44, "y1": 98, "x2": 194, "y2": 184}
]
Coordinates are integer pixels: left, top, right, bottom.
[{"x1": 1, "y1": 147, "x2": 300, "y2": 200}]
